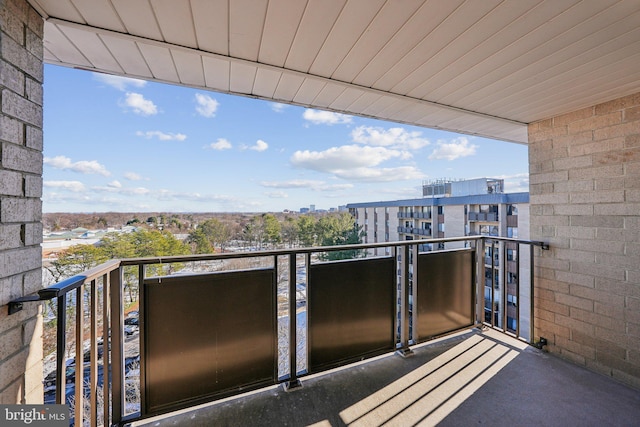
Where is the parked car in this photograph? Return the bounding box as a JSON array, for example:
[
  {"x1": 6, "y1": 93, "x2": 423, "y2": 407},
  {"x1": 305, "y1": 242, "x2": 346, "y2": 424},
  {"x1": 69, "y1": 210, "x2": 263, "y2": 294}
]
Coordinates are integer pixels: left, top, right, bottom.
[{"x1": 124, "y1": 317, "x2": 139, "y2": 326}]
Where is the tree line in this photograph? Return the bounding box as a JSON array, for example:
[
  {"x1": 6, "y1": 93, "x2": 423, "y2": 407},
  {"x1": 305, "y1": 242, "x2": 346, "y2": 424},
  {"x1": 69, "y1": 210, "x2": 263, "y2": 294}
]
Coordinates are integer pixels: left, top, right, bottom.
[
  {"x1": 188, "y1": 212, "x2": 363, "y2": 253},
  {"x1": 47, "y1": 212, "x2": 365, "y2": 283}
]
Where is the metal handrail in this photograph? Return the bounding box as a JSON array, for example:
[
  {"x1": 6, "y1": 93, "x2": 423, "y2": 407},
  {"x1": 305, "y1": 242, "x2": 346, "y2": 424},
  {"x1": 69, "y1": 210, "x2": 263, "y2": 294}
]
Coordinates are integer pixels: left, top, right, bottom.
[{"x1": 10, "y1": 235, "x2": 547, "y2": 426}]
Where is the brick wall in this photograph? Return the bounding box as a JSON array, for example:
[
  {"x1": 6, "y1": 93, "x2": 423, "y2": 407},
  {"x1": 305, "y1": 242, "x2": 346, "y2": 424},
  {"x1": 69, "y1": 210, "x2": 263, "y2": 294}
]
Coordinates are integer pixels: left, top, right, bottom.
[
  {"x1": 0, "y1": 0, "x2": 44, "y2": 403},
  {"x1": 529, "y1": 91, "x2": 640, "y2": 389}
]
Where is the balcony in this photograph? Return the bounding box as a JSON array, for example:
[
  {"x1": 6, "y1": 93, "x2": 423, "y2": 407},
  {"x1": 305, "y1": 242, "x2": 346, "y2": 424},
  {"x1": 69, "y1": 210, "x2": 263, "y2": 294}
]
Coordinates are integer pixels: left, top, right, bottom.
[
  {"x1": 137, "y1": 328, "x2": 640, "y2": 427},
  {"x1": 397, "y1": 226, "x2": 432, "y2": 237},
  {"x1": 397, "y1": 212, "x2": 432, "y2": 220},
  {"x1": 468, "y1": 212, "x2": 499, "y2": 222},
  {"x1": 12, "y1": 236, "x2": 640, "y2": 426}
]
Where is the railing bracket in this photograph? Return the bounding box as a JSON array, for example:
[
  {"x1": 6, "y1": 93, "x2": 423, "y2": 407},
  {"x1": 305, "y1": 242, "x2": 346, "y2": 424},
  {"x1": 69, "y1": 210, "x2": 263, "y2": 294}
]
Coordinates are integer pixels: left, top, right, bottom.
[
  {"x1": 395, "y1": 348, "x2": 414, "y2": 358},
  {"x1": 8, "y1": 301, "x2": 23, "y2": 315},
  {"x1": 283, "y1": 379, "x2": 302, "y2": 392},
  {"x1": 7, "y1": 295, "x2": 40, "y2": 315}
]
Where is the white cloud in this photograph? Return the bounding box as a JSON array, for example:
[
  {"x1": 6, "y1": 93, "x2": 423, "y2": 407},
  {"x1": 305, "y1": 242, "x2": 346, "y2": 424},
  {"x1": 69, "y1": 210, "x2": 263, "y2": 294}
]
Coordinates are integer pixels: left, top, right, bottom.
[
  {"x1": 250, "y1": 139, "x2": 269, "y2": 152},
  {"x1": 331, "y1": 166, "x2": 425, "y2": 182},
  {"x1": 265, "y1": 191, "x2": 288, "y2": 198},
  {"x1": 429, "y1": 137, "x2": 478, "y2": 160},
  {"x1": 136, "y1": 131, "x2": 187, "y2": 141},
  {"x1": 92, "y1": 184, "x2": 150, "y2": 196},
  {"x1": 93, "y1": 73, "x2": 146, "y2": 91},
  {"x1": 44, "y1": 156, "x2": 111, "y2": 176},
  {"x1": 208, "y1": 138, "x2": 232, "y2": 150},
  {"x1": 271, "y1": 103, "x2": 287, "y2": 113},
  {"x1": 351, "y1": 126, "x2": 430, "y2": 150},
  {"x1": 291, "y1": 145, "x2": 404, "y2": 171},
  {"x1": 43, "y1": 180, "x2": 86, "y2": 192},
  {"x1": 315, "y1": 183, "x2": 354, "y2": 191},
  {"x1": 261, "y1": 180, "x2": 324, "y2": 189},
  {"x1": 124, "y1": 172, "x2": 144, "y2": 181},
  {"x1": 290, "y1": 145, "x2": 423, "y2": 182},
  {"x1": 261, "y1": 180, "x2": 354, "y2": 192},
  {"x1": 303, "y1": 109, "x2": 353, "y2": 125},
  {"x1": 195, "y1": 93, "x2": 219, "y2": 117},
  {"x1": 124, "y1": 92, "x2": 158, "y2": 116}
]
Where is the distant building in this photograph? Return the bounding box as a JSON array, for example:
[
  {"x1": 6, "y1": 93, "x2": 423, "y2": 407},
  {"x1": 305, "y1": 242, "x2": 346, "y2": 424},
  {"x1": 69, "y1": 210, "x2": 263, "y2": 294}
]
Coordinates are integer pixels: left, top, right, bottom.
[
  {"x1": 347, "y1": 178, "x2": 530, "y2": 332},
  {"x1": 348, "y1": 178, "x2": 528, "y2": 252},
  {"x1": 300, "y1": 207, "x2": 310, "y2": 214}
]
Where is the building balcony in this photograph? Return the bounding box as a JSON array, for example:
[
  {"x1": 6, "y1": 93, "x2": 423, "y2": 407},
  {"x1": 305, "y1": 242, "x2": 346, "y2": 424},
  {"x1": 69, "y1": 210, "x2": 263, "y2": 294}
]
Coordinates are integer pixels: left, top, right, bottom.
[
  {"x1": 468, "y1": 212, "x2": 499, "y2": 222},
  {"x1": 397, "y1": 212, "x2": 432, "y2": 220},
  {"x1": 13, "y1": 236, "x2": 640, "y2": 427},
  {"x1": 397, "y1": 226, "x2": 432, "y2": 237}
]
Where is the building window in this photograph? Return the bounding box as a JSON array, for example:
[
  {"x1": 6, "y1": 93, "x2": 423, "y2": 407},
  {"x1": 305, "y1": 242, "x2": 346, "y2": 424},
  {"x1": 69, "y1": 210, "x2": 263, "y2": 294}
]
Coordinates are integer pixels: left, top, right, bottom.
[
  {"x1": 479, "y1": 225, "x2": 498, "y2": 236},
  {"x1": 507, "y1": 227, "x2": 518, "y2": 238},
  {"x1": 507, "y1": 248, "x2": 517, "y2": 261},
  {"x1": 508, "y1": 204, "x2": 518, "y2": 215}
]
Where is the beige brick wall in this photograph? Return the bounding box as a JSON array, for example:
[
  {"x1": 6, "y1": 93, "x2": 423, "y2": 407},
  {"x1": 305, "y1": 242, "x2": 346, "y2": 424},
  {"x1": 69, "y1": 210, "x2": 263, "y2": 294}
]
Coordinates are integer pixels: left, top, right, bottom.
[
  {"x1": 529, "y1": 91, "x2": 640, "y2": 389},
  {"x1": 0, "y1": 0, "x2": 44, "y2": 403}
]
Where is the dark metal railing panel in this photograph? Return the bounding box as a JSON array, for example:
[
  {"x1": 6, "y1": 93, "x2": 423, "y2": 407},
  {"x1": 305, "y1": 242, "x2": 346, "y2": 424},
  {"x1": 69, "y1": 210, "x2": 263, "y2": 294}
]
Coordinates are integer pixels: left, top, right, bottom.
[
  {"x1": 307, "y1": 257, "x2": 396, "y2": 372},
  {"x1": 142, "y1": 268, "x2": 277, "y2": 415},
  {"x1": 415, "y1": 249, "x2": 475, "y2": 341}
]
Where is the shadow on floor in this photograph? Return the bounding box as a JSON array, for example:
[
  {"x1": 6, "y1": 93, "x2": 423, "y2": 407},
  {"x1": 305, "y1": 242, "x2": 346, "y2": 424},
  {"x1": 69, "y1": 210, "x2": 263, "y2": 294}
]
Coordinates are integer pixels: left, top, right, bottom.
[{"x1": 131, "y1": 328, "x2": 640, "y2": 427}]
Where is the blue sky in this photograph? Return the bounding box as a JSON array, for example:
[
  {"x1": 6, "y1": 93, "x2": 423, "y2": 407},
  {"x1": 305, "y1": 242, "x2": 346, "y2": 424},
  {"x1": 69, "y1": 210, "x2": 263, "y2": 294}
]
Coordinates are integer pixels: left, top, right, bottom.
[{"x1": 42, "y1": 65, "x2": 529, "y2": 213}]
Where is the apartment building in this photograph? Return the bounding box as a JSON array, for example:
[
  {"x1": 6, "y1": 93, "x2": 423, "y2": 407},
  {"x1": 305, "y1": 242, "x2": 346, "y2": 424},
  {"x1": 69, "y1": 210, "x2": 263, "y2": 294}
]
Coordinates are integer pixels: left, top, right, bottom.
[
  {"x1": 348, "y1": 178, "x2": 529, "y2": 243},
  {"x1": 348, "y1": 178, "x2": 531, "y2": 337}
]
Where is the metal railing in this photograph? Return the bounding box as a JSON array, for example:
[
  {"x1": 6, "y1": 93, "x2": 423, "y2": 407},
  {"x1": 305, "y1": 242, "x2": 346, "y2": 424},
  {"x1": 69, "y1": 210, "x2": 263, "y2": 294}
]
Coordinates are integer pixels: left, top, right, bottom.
[{"x1": 10, "y1": 235, "x2": 547, "y2": 426}]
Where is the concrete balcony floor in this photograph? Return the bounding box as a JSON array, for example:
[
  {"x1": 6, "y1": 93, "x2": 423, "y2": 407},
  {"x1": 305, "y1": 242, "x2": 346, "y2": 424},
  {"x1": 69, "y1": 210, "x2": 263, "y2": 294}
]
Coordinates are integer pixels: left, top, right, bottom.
[{"x1": 131, "y1": 328, "x2": 640, "y2": 427}]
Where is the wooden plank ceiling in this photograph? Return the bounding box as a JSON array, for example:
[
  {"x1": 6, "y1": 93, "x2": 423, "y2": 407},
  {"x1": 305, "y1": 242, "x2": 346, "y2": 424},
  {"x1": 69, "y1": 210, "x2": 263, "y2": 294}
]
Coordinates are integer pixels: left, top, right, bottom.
[{"x1": 28, "y1": 0, "x2": 640, "y2": 144}]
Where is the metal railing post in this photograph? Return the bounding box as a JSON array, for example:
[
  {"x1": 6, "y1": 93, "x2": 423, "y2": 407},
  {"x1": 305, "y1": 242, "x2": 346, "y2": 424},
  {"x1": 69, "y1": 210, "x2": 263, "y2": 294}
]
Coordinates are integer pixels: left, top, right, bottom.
[
  {"x1": 396, "y1": 245, "x2": 413, "y2": 357},
  {"x1": 530, "y1": 244, "x2": 536, "y2": 343},
  {"x1": 515, "y1": 244, "x2": 521, "y2": 338},
  {"x1": 138, "y1": 264, "x2": 146, "y2": 415},
  {"x1": 284, "y1": 252, "x2": 301, "y2": 390},
  {"x1": 102, "y1": 273, "x2": 111, "y2": 426},
  {"x1": 476, "y1": 238, "x2": 484, "y2": 325},
  {"x1": 55, "y1": 295, "x2": 66, "y2": 405},
  {"x1": 490, "y1": 240, "x2": 496, "y2": 328},
  {"x1": 501, "y1": 241, "x2": 507, "y2": 332},
  {"x1": 90, "y1": 279, "x2": 99, "y2": 427},
  {"x1": 411, "y1": 243, "x2": 418, "y2": 344},
  {"x1": 74, "y1": 285, "x2": 84, "y2": 425},
  {"x1": 110, "y1": 267, "x2": 123, "y2": 426}
]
